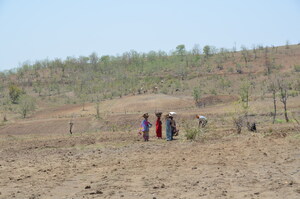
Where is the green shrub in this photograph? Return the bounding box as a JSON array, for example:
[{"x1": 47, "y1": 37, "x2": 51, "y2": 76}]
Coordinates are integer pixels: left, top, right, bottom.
[
  {"x1": 161, "y1": 87, "x2": 169, "y2": 94},
  {"x1": 275, "y1": 119, "x2": 285, "y2": 123},
  {"x1": 288, "y1": 90, "x2": 299, "y2": 97},
  {"x1": 228, "y1": 67, "x2": 234, "y2": 73},
  {"x1": 210, "y1": 89, "x2": 217, "y2": 95},
  {"x1": 294, "y1": 65, "x2": 300, "y2": 72},
  {"x1": 185, "y1": 127, "x2": 202, "y2": 140},
  {"x1": 9, "y1": 84, "x2": 22, "y2": 104}
]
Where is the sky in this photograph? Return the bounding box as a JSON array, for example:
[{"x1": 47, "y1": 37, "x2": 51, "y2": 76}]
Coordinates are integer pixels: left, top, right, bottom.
[{"x1": 0, "y1": 0, "x2": 299, "y2": 71}]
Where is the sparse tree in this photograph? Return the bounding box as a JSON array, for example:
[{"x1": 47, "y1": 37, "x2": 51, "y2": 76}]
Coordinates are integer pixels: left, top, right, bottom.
[
  {"x1": 239, "y1": 80, "x2": 251, "y2": 117},
  {"x1": 232, "y1": 42, "x2": 237, "y2": 53},
  {"x1": 18, "y1": 95, "x2": 36, "y2": 118},
  {"x1": 192, "y1": 44, "x2": 201, "y2": 56},
  {"x1": 9, "y1": 84, "x2": 22, "y2": 104},
  {"x1": 79, "y1": 92, "x2": 88, "y2": 111},
  {"x1": 193, "y1": 87, "x2": 201, "y2": 105},
  {"x1": 1, "y1": 96, "x2": 12, "y2": 122},
  {"x1": 53, "y1": 58, "x2": 65, "y2": 77},
  {"x1": 176, "y1": 44, "x2": 186, "y2": 56},
  {"x1": 233, "y1": 116, "x2": 243, "y2": 134},
  {"x1": 203, "y1": 45, "x2": 211, "y2": 58},
  {"x1": 241, "y1": 45, "x2": 251, "y2": 65},
  {"x1": 278, "y1": 80, "x2": 289, "y2": 122},
  {"x1": 268, "y1": 78, "x2": 277, "y2": 123},
  {"x1": 285, "y1": 40, "x2": 290, "y2": 49},
  {"x1": 192, "y1": 44, "x2": 201, "y2": 64},
  {"x1": 95, "y1": 96, "x2": 101, "y2": 119},
  {"x1": 89, "y1": 52, "x2": 99, "y2": 70},
  {"x1": 264, "y1": 48, "x2": 272, "y2": 75},
  {"x1": 252, "y1": 45, "x2": 258, "y2": 59}
]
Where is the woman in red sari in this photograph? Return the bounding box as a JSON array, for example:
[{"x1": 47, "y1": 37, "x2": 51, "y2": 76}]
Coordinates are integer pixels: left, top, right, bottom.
[{"x1": 155, "y1": 112, "x2": 162, "y2": 139}]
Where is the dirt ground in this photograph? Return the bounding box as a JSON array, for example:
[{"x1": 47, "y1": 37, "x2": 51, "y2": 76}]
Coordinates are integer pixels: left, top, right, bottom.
[{"x1": 0, "y1": 94, "x2": 300, "y2": 199}]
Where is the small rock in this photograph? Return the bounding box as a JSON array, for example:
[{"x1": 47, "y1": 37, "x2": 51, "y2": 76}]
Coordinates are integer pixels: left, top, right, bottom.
[
  {"x1": 222, "y1": 190, "x2": 227, "y2": 196},
  {"x1": 192, "y1": 167, "x2": 197, "y2": 170},
  {"x1": 85, "y1": 185, "x2": 91, "y2": 189},
  {"x1": 254, "y1": 192, "x2": 260, "y2": 195},
  {"x1": 193, "y1": 181, "x2": 200, "y2": 186},
  {"x1": 161, "y1": 184, "x2": 165, "y2": 188},
  {"x1": 29, "y1": 195, "x2": 36, "y2": 199},
  {"x1": 96, "y1": 190, "x2": 103, "y2": 194}
]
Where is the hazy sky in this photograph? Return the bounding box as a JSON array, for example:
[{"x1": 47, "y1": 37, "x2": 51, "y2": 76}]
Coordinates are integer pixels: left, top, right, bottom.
[{"x1": 0, "y1": 0, "x2": 299, "y2": 71}]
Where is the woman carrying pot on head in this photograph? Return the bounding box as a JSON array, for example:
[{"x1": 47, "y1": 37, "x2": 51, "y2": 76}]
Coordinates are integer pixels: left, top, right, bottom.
[
  {"x1": 140, "y1": 113, "x2": 152, "y2": 141},
  {"x1": 155, "y1": 112, "x2": 163, "y2": 139}
]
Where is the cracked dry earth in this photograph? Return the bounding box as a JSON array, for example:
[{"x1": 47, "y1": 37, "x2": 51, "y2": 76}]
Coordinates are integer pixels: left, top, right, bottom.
[{"x1": 0, "y1": 131, "x2": 299, "y2": 199}]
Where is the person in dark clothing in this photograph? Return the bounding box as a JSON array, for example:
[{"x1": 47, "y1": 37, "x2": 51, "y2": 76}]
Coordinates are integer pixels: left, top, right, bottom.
[{"x1": 170, "y1": 115, "x2": 179, "y2": 137}]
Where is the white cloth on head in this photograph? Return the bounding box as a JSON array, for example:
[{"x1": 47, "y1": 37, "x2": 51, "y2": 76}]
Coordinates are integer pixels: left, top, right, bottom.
[
  {"x1": 169, "y1": 112, "x2": 176, "y2": 116},
  {"x1": 199, "y1": 116, "x2": 206, "y2": 120}
]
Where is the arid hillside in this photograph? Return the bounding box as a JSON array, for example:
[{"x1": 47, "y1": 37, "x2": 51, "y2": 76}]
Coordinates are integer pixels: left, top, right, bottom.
[{"x1": 0, "y1": 44, "x2": 300, "y2": 199}]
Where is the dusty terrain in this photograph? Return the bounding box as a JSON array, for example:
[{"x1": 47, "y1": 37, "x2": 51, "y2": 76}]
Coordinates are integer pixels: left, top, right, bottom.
[{"x1": 0, "y1": 94, "x2": 300, "y2": 199}]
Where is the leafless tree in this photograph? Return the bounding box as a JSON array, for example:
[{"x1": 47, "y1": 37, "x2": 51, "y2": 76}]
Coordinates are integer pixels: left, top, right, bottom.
[
  {"x1": 252, "y1": 45, "x2": 258, "y2": 60},
  {"x1": 233, "y1": 116, "x2": 243, "y2": 134},
  {"x1": 278, "y1": 80, "x2": 289, "y2": 122},
  {"x1": 268, "y1": 79, "x2": 277, "y2": 123},
  {"x1": 241, "y1": 45, "x2": 251, "y2": 66},
  {"x1": 264, "y1": 48, "x2": 272, "y2": 75}
]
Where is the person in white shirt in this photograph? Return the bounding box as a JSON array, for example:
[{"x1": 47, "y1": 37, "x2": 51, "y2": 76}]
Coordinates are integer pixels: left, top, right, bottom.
[{"x1": 196, "y1": 115, "x2": 207, "y2": 128}]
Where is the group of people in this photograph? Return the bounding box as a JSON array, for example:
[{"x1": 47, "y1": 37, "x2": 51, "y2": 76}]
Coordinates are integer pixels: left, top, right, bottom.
[{"x1": 139, "y1": 112, "x2": 207, "y2": 141}]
